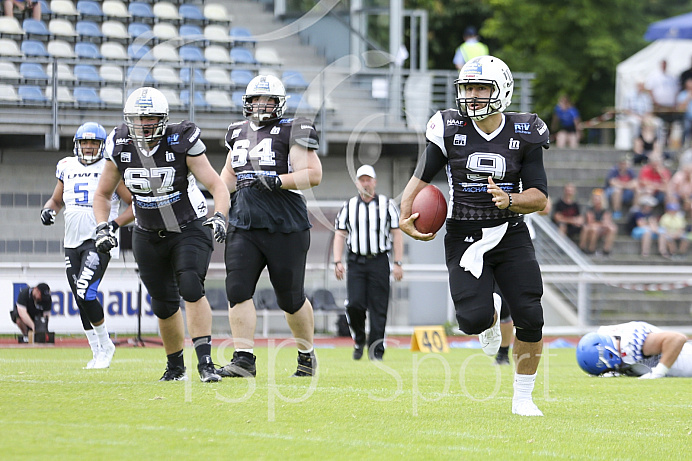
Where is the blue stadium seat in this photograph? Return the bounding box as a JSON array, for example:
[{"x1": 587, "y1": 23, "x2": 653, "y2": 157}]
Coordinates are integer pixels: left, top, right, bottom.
[
  {"x1": 179, "y1": 24, "x2": 203, "y2": 40},
  {"x1": 180, "y1": 67, "x2": 207, "y2": 85},
  {"x1": 18, "y1": 85, "x2": 48, "y2": 102},
  {"x1": 76, "y1": 20, "x2": 103, "y2": 39},
  {"x1": 75, "y1": 41, "x2": 101, "y2": 59},
  {"x1": 21, "y1": 39, "x2": 49, "y2": 57},
  {"x1": 230, "y1": 69, "x2": 254, "y2": 87},
  {"x1": 128, "y1": 2, "x2": 155, "y2": 22},
  {"x1": 179, "y1": 45, "x2": 205, "y2": 62},
  {"x1": 73, "y1": 86, "x2": 102, "y2": 105},
  {"x1": 127, "y1": 43, "x2": 151, "y2": 60},
  {"x1": 128, "y1": 22, "x2": 152, "y2": 39},
  {"x1": 230, "y1": 47, "x2": 256, "y2": 65},
  {"x1": 19, "y1": 62, "x2": 48, "y2": 80},
  {"x1": 179, "y1": 4, "x2": 204, "y2": 22},
  {"x1": 22, "y1": 19, "x2": 51, "y2": 38},
  {"x1": 229, "y1": 27, "x2": 256, "y2": 45},
  {"x1": 76, "y1": 1, "x2": 104, "y2": 19},
  {"x1": 74, "y1": 64, "x2": 102, "y2": 83},
  {"x1": 127, "y1": 66, "x2": 154, "y2": 85},
  {"x1": 180, "y1": 89, "x2": 209, "y2": 108},
  {"x1": 282, "y1": 70, "x2": 309, "y2": 89},
  {"x1": 232, "y1": 91, "x2": 244, "y2": 108},
  {"x1": 38, "y1": 0, "x2": 51, "y2": 15}
]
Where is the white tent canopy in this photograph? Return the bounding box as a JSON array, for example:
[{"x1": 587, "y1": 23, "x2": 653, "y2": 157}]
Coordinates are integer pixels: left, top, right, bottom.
[{"x1": 615, "y1": 39, "x2": 692, "y2": 148}]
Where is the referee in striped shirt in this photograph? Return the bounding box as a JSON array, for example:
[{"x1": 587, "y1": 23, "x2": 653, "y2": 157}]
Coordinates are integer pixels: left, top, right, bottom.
[{"x1": 333, "y1": 165, "x2": 403, "y2": 360}]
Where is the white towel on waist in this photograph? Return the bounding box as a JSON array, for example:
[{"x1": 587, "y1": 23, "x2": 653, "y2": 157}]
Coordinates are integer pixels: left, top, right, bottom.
[{"x1": 459, "y1": 222, "x2": 508, "y2": 279}]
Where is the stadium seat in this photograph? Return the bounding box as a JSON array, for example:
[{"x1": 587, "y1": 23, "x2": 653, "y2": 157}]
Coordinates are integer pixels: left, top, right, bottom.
[
  {"x1": 73, "y1": 86, "x2": 101, "y2": 104},
  {"x1": 75, "y1": 20, "x2": 103, "y2": 40},
  {"x1": 203, "y1": 24, "x2": 231, "y2": 44},
  {"x1": 20, "y1": 62, "x2": 48, "y2": 80},
  {"x1": 49, "y1": 18, "x2": 78, "y2": 39},
  {"x1": 38, "y1": 0, "x2": 52, "y2": 16},
  {"x1": 204, "y1": 67, "x2": 232, "y2": 86},
  {"x1": 282, "y1": 70, "x2": 309, "y2": 89},
  {"x1": 310, "y1": 289, "x2": 341, "y2": 311},
  {"x1": 0, "y1": 17, "x2": 26, "y2": 37},
  {"x1": 128, "y1": 2, "x2": 155, "y2": 22},
  {"x1": 102, "y1": 0, "x2": 131, "y2": 19},
  {"x1": 159, "y1": 88, "x2": 182, "y2": 109},
  {"x1": 179, "y1": 45, "x2": 205, "y2": 62},
  {"x1": 203, "y1": 4, "x2": 232, "y2": 24},
  {"x1": 152, "y1": 66, "x2": 181, "y2": 85},
  {"x1": 76, "y1": 1, "x2": 103, "y2": 20},
  {"x1": 101, "y1": 20, "x2": 129, "y2": 40},
  {"x1": 230, "y1": 69, "x2": 254, "y2": 88},
  {"x1": 50, "y1": 0, "x2": 79, "y2": 17},
  {"x1": 22, "y1": 19, "x2": 51, "y2": 39},
  {"x1": 153, "y1": 23, "x2": 179, "y2": 42},
  {"x1": 74, "y1": 64, "x2": 102, "y2": 82},
  {"x1": 204, "y1": 45, "x2": 231, "y2": 64},
  {"x1": 21, "y1": 39, "x2": 49, "y2": 57},
  {"x1": 127, "y1": 43, "x2": 151, "y2": 61},
  {"x1": 206, "y1": 89, "x2": 234, "y2": 109},
  {"x1": 75, "y1": 41, "x2": 102, "y2": 59},
  {"x1": 179, "y1": 24, "x2": 203, "y2": 41},
  {"x1": 47, "y1": 39, "x2": 75, "y2": 58},
  {"x1": 180, "y1": 89, "x2": 208, "y2": 108},
  {"x1": 0, "y1": 83, "x2": 20, "y2": 101},
  {"x1": 179, "y1": 4, "x2": 204, "y2": 22},
  {"x1": 99, "y1": 64, "x2": 123, "y2": 83},
  {"x1": 46, "y1": 85, "x2": 75, "y2": 103},
  {"x1": 230, "y1": 47, "x2": 256, "y2": 65},
  {"x1": 180, "y1": 67, "x2": 207, "y2": 85},
  {"x1": 47, "y1": 63, "x2": 76, "y2": 81},
  {"x1": 0, "y1": 38, "x2": 23, "y2": 56},
  {"x1": 253, "y1": 289, "x2": 280, "y2": 310},
  {"x1": 153, "y1": 2, "x2": 181, "y2": 21},
  {"x1": 100, "y1": 41, "x2": 127, "y2": 60},
  {"x1": 229, "y1": 27, "x2": 256, "y2": 45},
  {"x1": 231, "y1": 90, "x2": 244, "y2": 107},
  {"x1": 128, "y1": 22, "x2": 152, "y2": 39},
  {"x1": 127, "y1": 66, "x2": 154, "y2": 85},
  {"x1": 18, "y1": 85, "x2": 49, "y2": 102},
  {"x1": 99, "y1": 87, "x2": 122, "y2": 105},
  {"x1": 255, "y1": 46, "x2": 282, "y2": 66},
  {"x1": 152, "y1": 43, "x2": 180, "y2": 62},
  {"x1": 0, "y1": 62, "x2": 21, "y2": 81}
]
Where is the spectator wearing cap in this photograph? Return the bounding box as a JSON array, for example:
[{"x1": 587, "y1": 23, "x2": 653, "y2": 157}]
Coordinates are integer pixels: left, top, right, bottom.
[
  {"x1": 658, "y1": 202, "x2": 689, "y2": 258},
  {"x1": 10, "y1": 283, "x2": 51, "y2": 340},
  {"x1": 453, "y1": 26, "x2": 489, "y2": 70},
  {"x1": 580, "y1": 188, "x2": 617, "y2": 257},
  {"x1": 333, "y1": 165, "x2": 403, "y2": 361},
  {"x1": 629, "y1": 195, "x2": 660, "y2": 258}
]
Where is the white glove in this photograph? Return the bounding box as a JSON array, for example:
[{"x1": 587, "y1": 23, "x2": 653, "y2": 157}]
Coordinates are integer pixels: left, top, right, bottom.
[{"x1": 638, "y1": 363, "x2": 669, "y2": 379}]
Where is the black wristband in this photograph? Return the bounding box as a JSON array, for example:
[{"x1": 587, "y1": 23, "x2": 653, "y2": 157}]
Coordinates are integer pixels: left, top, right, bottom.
[
  {"x1": 507, "y1": 193, "x2": 513, "y2": 209},
  {"x1": 334, "y1": 261, "x2": 342, "y2": 265}
]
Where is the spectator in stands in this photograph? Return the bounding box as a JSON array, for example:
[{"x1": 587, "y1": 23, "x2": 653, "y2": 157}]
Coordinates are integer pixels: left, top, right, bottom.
[
  {"x1": 10, "y1": 283, "x2": 51, "y2": 342},
  {"x1": 580, "y1": 188, "x2": 617, "y2": 257},
  {"x1": 551, "y1": 95, "x2": 582, "y2": 148},
  {"x1": 553, "y1": 183, "x2": 583, "y2": 241},
  {"x1": 453, "y1": 26, "x2": 489, "y2": 70},
  {"x1": 646, "y1": 60, "x2": 680, "y2": 147},
  {"x1": 637, "y1": 152, "x2": 671, "y2": 206},
  {"x1": 657, "y1": 202, "x2": 689, "y2": 259},
  {"x1": 604, "y1": 155, "x2": 638, "y2": 220},
  {"x1": 3, "y1": 0, "x2": 40, "y2": 20},
  {"x1": 679, "y1": 55, "x2": 692, "y2": 90},
  {"x1": 667, "y1": 161, "x2": 692, "y2": 218},
  {"x1": 632, "y1": 115, "x2": 664, "y2": 165},
  {"x1": 628, "y1": 195, "x2": 659, "y2": 258},
  {"x1": 676, "y1": 76, "x2": 692, "y2": 148},
  {"x1": 623, "y1": 80, "x2": 656, "y2": 149}
]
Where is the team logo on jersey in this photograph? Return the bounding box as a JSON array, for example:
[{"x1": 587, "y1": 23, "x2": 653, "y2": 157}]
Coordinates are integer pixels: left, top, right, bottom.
[
  {"x1": 301, "y1": 124, "x2": 313, "y2": 130},
  {"x1": 121, "y1": 152, "x2": 131, "y2": 162},
  {"x1": 514, "y1": 123, "x2": 531, "y2": 134},
  {"x1": 453, "y1": 134, "x2": 467, "y2": 146},
  {"x1": 188, "y1": 127, "x2": 201, "y2": 143},
  {"x1": 166, "y1": 151, "x2": 175, "y2": 162},
  {"x1": 231, "y1": 128, "x2": 241, "y2": 139},
  {"x1": 537, "y1": 123, "x2": 547, "y2": 135},
  {"x1": 508, "y1": 138, "x2": 520, "y2": 150},
  {"x1": 270, "y1": 127, "x2": 281, "y2": 135},
  {"x1": 279, "y1": 119, "x2": 292, "y2": 124},
  {"x1": 447, "y1": 119, "x2": 466, "y2": 127},
  {"x1": 167, "y1": 133, "x2": 180, "y2": 145}
]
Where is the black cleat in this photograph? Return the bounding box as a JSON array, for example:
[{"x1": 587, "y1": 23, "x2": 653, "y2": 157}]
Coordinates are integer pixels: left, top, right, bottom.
[
  {"x1": 198, "y1": 361, "x2": 222, "y2": 383},
  {"x1": 353, "y1": 345, "x2": 364, "y2": 360},
  {"x1": 494, "y1": 353, "x2": 510, "y2": 366},
  {"x1": 217, "y1": 351, "x2": 256, "y2": 378},
  {"x1": 159, "y1": 365, "x2": 187, "y2": 381},
  {"x1": 292, "y1": 351, "x2": 316, "y2": 377}
]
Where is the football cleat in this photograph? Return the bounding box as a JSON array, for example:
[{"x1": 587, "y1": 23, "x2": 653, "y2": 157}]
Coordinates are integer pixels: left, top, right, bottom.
[
  {"x1": 494, "y1": 352, "x2": 510, "y2": 366},
  {"x1": 217, "y1": 351, "x2": 256, "y2": 378},
  {"x1": 478, "y1": 293, "x2": 502, "y2": 356},
  {"x1": 353, "y1": 345, "x2": 364, "y2": 361},
  {"x1": 292, "y1": 351, "x2": 316, "y2": 377},
  {"x1": 159, "y1": 365, "x2": 187, "y2": 381},
  {"x1": 92, "y1": 341, "x2": 115, "y2": 369},
  {"x1": 512, "y1": 399, "x2": 544, "y2": 417},
  {"x1": 198, "y1": 361, "x2": 222, "y2": 383},
  {"x1": 84, "y1": 347, "x2": 100, "y2": 369}
]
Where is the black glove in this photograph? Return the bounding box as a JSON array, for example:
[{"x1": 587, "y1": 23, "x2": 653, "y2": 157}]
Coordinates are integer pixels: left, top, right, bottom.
[
  {"x1": 250, "y1": 174, "x2": 282, "y2": 192},
  {"x1": 203, "y1": 211, "x2": 227, "y2": 243},
  {"x1": 95, "y1": 221, "x2": 119, "y2": 253},
  {"x1": 40, "y1": 208, "x2": 56, "y2": 226}
]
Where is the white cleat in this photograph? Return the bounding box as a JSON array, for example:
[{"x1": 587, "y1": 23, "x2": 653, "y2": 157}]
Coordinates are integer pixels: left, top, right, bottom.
[
  {"x1": 478, "y1": 293, "x2": 502, "y2": 356},
  {"x1": 512, "y1": 399, "x2": 544, "y2": 417},
  {"x1": 93, "y1": 341, "x2": 115, "y2": 369},
  {"x1": 84, "y1": 351, "x2": 99, "y2": 369}
]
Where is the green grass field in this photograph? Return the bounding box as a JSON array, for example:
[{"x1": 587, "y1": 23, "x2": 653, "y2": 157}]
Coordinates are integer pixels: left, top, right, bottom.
[{"x1": 1, "y1": 344, "x2": 690, "y2": 460}]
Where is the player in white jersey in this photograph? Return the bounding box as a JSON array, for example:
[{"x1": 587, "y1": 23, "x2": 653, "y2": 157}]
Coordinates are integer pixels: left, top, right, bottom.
[
  {"x1": 576, "y1": 321, "x2": 691, "y2": 378},
  {"x1": 41, "y1": 122, "x2": 133, "y2": 369}
]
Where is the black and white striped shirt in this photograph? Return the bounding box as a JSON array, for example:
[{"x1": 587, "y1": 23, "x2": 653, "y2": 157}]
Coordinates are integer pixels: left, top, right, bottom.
[{"x1": 335, "y1": 194, "x2": 400, "y2": 256}]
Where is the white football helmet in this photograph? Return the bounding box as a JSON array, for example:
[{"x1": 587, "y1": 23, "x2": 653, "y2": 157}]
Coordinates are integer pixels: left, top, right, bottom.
[
  {"x1": 124, "y1": 87, "x2": 169, "y2": 143},
  {"x1": 242, "y1": 75, "x2": 287, "y2": 124},
  {"x1": 455, "y1": 55, "x2": 514, "y2": 121}
]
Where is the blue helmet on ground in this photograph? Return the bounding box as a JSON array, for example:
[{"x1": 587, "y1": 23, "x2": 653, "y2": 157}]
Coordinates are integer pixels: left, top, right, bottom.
[
  {"x1": 74, "y1": 122, "x2": 107, "y2": 165},
  {"x1": 576, "y1": 332, "x2": 623, "y2": 375}
]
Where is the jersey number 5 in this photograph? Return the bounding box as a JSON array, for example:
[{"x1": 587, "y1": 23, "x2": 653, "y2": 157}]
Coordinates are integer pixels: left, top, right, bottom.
[{"x1": 231, "y1": 138, "x2": 276, "y2": 168}]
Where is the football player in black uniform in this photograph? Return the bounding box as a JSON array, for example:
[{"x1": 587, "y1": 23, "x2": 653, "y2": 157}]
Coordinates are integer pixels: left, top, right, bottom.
[
  {"x1": 93, "y1": 87, "x2": 231, "y2": 383},
  {"x1": 216, "y1": 75, "x2": 322, "y2": 378},
  {"x1": 400, "y1": 56, "x2": 549, "y2": 416}
]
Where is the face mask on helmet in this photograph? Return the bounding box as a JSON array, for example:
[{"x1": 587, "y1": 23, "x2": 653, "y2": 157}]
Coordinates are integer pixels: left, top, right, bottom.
[
  {"x1": 576, "y1": 332, "x2": 623, "y2": 375},
  {"x1": 124, "y1": 87, "x2": 169, "y2": 143},
  {"x1": 242, "y1": 75, "x2": 286, "y2": 124},
  {"x1": 455, "y1": 56, "x2": 514, "y2": 121},
  {"x1": 74, "y1": 122, "x2": 107, "y2": 165}
]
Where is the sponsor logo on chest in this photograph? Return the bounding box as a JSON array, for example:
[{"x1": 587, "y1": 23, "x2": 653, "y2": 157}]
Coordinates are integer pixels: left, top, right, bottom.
[
  {"x1": 508, "y1": 138, "x2": 520, "y2": 150},
  {"x1": 454, "y1": 134, "x2": 467, "y2": 146}
]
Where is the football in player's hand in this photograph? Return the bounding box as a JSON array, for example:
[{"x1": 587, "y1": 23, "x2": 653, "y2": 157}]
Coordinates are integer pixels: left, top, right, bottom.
[{"x1": 411, "y1": 185, "x2": 447, "y2": 234}]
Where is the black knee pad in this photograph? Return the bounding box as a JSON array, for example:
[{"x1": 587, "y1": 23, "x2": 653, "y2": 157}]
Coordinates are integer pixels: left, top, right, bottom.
[
  {"x1": 79, "y1": 298, "x2": 104, "y2": 325},
  {"x1": 178, "y1": 271, "x2": 204, "y2": 303},
  {"x1": 515, "y1": 328, "x2": 543, "y2": 343},
  {"x1": 456, "y1": 314, "x2": 493, "y2": 336},
  {"x1": 277, "y1": 292, "x2": 306, "y2": 315},
  {"x1": 151, "y1": 299, "x2": 180, "y2": 319}
]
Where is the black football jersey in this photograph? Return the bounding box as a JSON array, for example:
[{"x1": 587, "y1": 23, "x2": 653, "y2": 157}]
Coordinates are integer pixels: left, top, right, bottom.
[
  {"x1": 105, "y1": 121, "x2": 209, "y2": 232},
  {"x1": 426, "y1": 110, "x2": 549, "y2": 221},
  {"x1": 224, "y1": 117, "x2": 319, "y2": 232}
]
